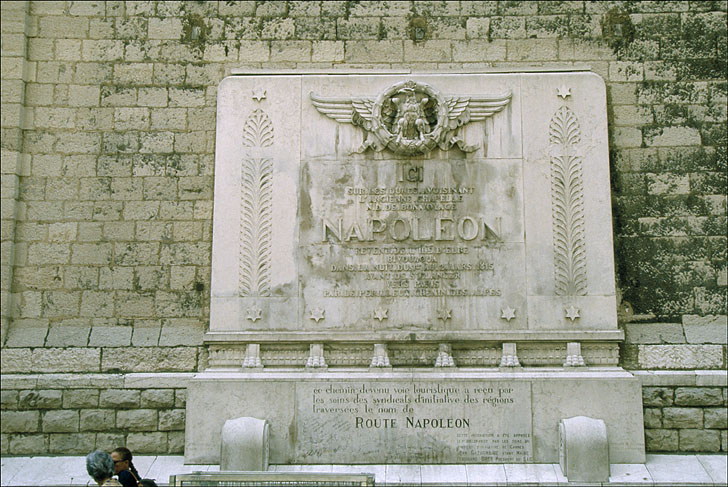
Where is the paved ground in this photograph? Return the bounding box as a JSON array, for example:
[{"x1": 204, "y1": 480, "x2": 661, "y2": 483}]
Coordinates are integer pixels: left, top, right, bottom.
[{"x1": 0, "y1": 454, "x2": 726, "y2": 486}]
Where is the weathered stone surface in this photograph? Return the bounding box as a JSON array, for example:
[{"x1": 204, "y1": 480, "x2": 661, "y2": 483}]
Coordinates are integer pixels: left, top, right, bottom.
[
  {"x1": 675, "y1": 387, "x2": 724, "y2": 406},
  {"x1": 1, "y1": 391, "x2": 18, "y2": 410},
  {"x1": 32, "y1": 346, "x2": 96, "y2": 371},
  {"x1": 63, "y1": 389, "x2": 99, "y2": 408},
  {"x1": 116, "y1": 409, "x2": 157, "y2": 431},
  {"x1": 679, "y1": 429, "x2": 721, "y2": 452},
  {"x1": 101, "y1": 347, "x2": 197, "y2": 372},
  {"x1": 8, "y1": 434, "x2": 48, "y2": 455},
  {"x1": 158, "y1": 409, "x2": 185, "y2": 431},
  {"x1": 662, "y1": 407, "x2": 703, "y2": 428},
  {"x1": 99, "y1": 389, "x2": 140, "y2": 408},
  {"x1": 1, "y1": 411, "x2": 40, "y2": 433},
  {"x1": 167, "y1": 431, "x2": 185, "y2": 454},
  {"x1": 48, "y1": 433, "x2": 95, "y2": 454},
  {"x1": 643, "y1": 387, "x2": 674, "y2": 406},
  {"x1": 80, "y1": 409, "x2": 115, "y2": 431},
  {"x1": 0, "y1": 349, "x2": 32, "y2": 373},
  {"x1": 140, "y1": 389, "x2": 175, "y2": 408},
  {"x1": 645, "y1": 429, "x2": 679, "y2": 452},
  {"x1": 638, "y1": 345, "x2": 724, "y2": 369},
  {"x1": 644, "y1": 408, "x2": 662, "y2": 428},
  {"x1": 42, "y1": 410, "x2": 79, "y2": 433},
  {"x1": 704, "y1": 407, "x2": 728, "y2": 429},
  {"x1": 126, "y1": 432, "x2": 167, "y2": 453},
  {"x1": 18, "y1": 390, "x2": 62, "y2": 409},
  {"x1": 682, "y1": 315, "x2": 728, "y2": 344},
  {"x1": 624, "y1": 323, "x2": 685, "y2": 344}
]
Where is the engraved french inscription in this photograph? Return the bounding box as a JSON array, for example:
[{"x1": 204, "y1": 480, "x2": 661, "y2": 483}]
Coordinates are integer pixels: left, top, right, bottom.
[{"x1": 296, "y1": 381, "x2": 533, "y2": 463}]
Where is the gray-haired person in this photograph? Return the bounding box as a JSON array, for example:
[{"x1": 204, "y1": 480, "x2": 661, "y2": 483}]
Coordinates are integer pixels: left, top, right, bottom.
[{"x1": 86, "y1": 450, "x2": 122, "y2": 487}]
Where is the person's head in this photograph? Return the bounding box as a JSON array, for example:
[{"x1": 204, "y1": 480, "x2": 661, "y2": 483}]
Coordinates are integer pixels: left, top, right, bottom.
[
  {"x1": 111, "y1": 447, "x2": 132, "y2": 475},
  {"x1": 86, "y1": 450, "x2": 115, "y2": 484}
]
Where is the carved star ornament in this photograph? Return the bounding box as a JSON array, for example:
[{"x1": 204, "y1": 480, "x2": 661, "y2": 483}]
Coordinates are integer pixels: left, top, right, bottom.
[{"x1": 310, "y1": 80, "x2": 512, "y2": 156}]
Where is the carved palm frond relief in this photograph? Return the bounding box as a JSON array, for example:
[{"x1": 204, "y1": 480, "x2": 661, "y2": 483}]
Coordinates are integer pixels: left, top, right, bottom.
[
  {"x1": 242, "y1": 109, "x2": 274, "y2": 147},
  {"x1": 549, "y1": 106, "x2": 587, "y2": 296},
  {"x1": 239, "y1": 157, "x2": 272, "y2": 296}
]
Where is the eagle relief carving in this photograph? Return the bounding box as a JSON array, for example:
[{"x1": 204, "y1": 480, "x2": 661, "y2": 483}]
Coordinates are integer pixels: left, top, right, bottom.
[{"x1": 311, "y1": 80, "x2": 512, "y2": 156}]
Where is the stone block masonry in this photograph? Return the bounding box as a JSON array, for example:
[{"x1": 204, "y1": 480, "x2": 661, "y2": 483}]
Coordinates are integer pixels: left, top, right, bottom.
[
  {"x1": 1, "y1": 0, "x2": 726, "y2": 456},
  {"x1": 1, "y1": 373, "x2": 191, "y2": 455}
]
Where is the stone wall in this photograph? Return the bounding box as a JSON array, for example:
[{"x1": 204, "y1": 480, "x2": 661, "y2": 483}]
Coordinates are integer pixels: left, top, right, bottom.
[{"x1": 1, "y1": 1, "x2": 726, "y2": 455}]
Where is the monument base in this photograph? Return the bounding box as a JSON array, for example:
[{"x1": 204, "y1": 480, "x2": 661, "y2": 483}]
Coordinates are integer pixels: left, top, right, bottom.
[{"x1": 184, "y1": 368, "x2": 644, "y2": 465}]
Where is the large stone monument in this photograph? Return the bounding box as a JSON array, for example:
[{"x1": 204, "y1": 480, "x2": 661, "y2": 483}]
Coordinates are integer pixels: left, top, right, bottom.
[{"x1": 185, "y1": 70, "x2": 645, "y2": 465}]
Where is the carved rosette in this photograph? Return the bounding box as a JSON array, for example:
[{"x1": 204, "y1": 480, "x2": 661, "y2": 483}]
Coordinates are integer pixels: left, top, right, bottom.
[
  {"x1": 239, "y1": 109, "x2": 274, "y2": 297},
  {"x1": 549, "y1": 106, "x2": 587, "y2": 296}
]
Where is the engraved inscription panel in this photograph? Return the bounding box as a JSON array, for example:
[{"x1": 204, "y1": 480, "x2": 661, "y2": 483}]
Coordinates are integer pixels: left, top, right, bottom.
[
  {"x1": 296, "y1": 381, "x2": 533, "y2": 463},
  {"x1": 299, "y1": 158, "x2": 526, "y2": 330}
]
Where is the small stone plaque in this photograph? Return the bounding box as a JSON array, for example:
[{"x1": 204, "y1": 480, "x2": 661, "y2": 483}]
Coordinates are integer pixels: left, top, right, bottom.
[{"x1": 295, "y1": 380, "x2": 532, "y2": 463}]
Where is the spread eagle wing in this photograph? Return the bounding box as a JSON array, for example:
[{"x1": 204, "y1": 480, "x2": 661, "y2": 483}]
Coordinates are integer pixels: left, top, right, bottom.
[
  {"x1": 309, "y1": 92, "x2": 375, "y2": 129},
  {"x1": 445, "y1": 91, "x2": 512, "y2": 128}
]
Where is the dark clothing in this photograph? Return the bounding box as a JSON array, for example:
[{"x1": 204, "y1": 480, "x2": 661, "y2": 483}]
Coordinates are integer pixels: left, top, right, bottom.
[{"x1": 117, "y1": 470, "x2": 138, "y2": 487}]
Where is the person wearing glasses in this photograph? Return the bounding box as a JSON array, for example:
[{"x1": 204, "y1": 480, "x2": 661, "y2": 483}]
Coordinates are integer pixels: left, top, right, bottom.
[{"x1": 111, "y1": 447, "x2": 141, "y2": 487}]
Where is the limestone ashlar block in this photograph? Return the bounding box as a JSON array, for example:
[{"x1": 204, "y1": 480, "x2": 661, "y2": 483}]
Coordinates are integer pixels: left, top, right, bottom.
[
  {"x1": 0, "y1": 390, "x2": 18, "y2": 409},
  {"x1": 638, "y1": 344, "x2": 724, "y2": 369},
  {"x1": 42, "y1": 410, "x2": 79, "y2": 433},
  {"x1": 63, "y1": 389, "x2": 99, "y2": 408},
  {"x1": 645, "y1": 429, "x2": 679, "y2": 452},
  {"x1": 678, "y1": 429, "x2": 722, "y2": 452},
  {"x1": 126, "y1": 432, "x2": 167, "y2": 454},
  {"x1": 116, "y1": 409, "x2": 158, "y2": 431},
  {"x1": 624, "y1": 322, "x2": 686, "y2": 344},
  {"x1": 0, "y1": 349, "x2": 31, "y2": 373},
  {"x1": 80, "y1": 409, "x2": 115, "y2": 432},
  {"x1": 18, "y1": 390, "x2": 62, "y2": 409},
  {"x1": 101, "y1": 346, "x2": 197, "y2": 372},
  {"x1": 141, "y1": 389, "x2": 175, "y2": 408},
  {"x1": 642, "y1": 386, "x2": 674, "y2": 406},
  {"x1": 662, "y1": 407, "x2": 703, "y2": 428},
  {"x1": 682, "y1": 314, "x2": 728, "y2": 344},
  {"x1": 96, "y1": 432, "x2": 126, "y2": 452},
  {"x1": 704, "y1": 407, "x2": 728, "y2": 429},
  {"x1": 675, "y1": 387, "x2": 724, "y2": 406},
  {"x1": 643, "y1": 408, "x2": 662, "y2": 428},
  {"x1": 8, "y1": 433, "x2": 48, "y2": 455},
  {"x1": 31, "y1": 348, "x2": 100, "y2": 373},
  {"x1": 158, "y1": 409, "x2": 185, "y2": 431},
  {"x1": 168, "y1": 431, "x2": 185, "y2": 454},
  {"x1": 1, "y1": 411, "x2": 40, "y2": 433},
  {"x1": 99, "y1": 389, "x2": 140, "y2": 408},
  {"x1": 49, "y1": 433, "x2": 95, "y2": 454}
]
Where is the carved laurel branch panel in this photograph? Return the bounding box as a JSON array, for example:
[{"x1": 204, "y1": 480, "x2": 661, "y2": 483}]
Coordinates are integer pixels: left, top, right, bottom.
[
  {"x1": 549, "y1": 106, "x2": 587, "y2": 296},
  {"x1": 239, "y1": 109, "x2": 274, "y2": 297}
]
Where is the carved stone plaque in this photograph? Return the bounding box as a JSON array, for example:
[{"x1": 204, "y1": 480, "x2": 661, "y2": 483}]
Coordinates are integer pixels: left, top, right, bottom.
[
  {"x1": 296, "y1": 380, "x2": 532, "y2": 463},
  {"x1": 209, "y1": 72, "x2": 618, "y2": 339}
]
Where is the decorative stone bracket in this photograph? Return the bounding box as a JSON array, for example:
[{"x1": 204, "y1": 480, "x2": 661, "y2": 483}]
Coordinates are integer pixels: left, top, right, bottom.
[
  {"x1": 564, "y1": 342, "x2": 585, "y2": 367},
  {"x1": 370, "y1": 343, "x2": 391, "y2": 368},
  {"x1": 306, "y1": 343, "x2": 327, "y2": 368},
  {"x1": 434, "y1": 343, "x2": 456, "y2": 367},
  {"x1": 242, "y1": 344, "x2": 263, "y2": 368},
  {"x1": 500, "y1": 342, "x2": 520, "y2": 367}
]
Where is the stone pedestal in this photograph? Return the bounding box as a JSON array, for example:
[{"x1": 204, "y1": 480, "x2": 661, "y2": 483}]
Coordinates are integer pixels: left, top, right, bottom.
[
  {"x1": 185, "y1": 369, "x2": 644, "y2": 465},
  {"x1": 189, "y1": 70, "x2": 645, "y2": 468},
  {"x1": 220, "y1": 417, "x2": 270, "y2": 471}
]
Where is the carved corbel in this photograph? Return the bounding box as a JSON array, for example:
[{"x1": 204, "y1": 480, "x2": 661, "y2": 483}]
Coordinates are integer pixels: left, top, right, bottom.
[
  {"x1": 306, "y1": 343, "x2": 327, "y2": 368},
  {"x1": 370, "y1": 343, "x2": 391, "y2": 368},
  {"x1": 499, "y1": 342, "x2": 520, "y2": 367},
  {"x1": 242, "y1": 344, "x2": 263, "y2": 368},
  {"x1": 434, "y1": 343, "x2": 456, "y2": 367},
  {"x1": 564, "y1": 342, "x2": 585, "y2": 367}
]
